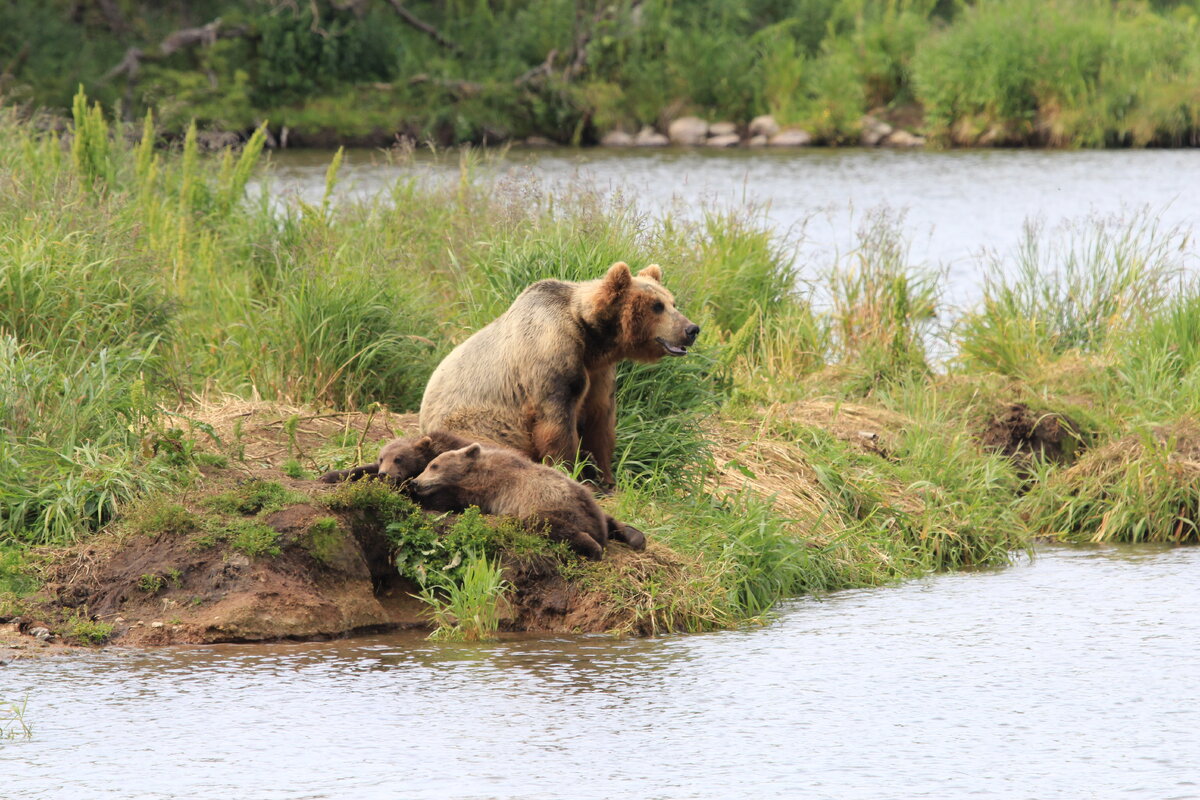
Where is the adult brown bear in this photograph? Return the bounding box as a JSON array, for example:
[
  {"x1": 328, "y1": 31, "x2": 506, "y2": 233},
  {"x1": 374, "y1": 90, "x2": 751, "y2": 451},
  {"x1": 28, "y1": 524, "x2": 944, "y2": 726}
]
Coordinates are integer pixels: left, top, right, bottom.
[{"x1": 419, "y1": 262, "x2": 699, "y2": 488}]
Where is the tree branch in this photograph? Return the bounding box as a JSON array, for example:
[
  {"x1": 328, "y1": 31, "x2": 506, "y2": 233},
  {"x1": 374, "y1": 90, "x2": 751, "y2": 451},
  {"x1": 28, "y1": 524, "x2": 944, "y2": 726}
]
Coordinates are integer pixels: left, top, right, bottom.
[
  {"x1": 103, "y1": 18, "x2": 254, "y2": 83},
  {"x1": 383, "y1": 0, "x2": 459, "y2": 52}
]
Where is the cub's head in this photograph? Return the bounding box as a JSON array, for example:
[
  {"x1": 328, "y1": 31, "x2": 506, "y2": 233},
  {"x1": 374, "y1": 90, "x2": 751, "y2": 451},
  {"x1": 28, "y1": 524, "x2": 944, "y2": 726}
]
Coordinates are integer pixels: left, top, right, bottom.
[
  {"x1": 592, "y1": 262, "x2": 700, "y2": 362},
  {"x1": 411, "y1": 442, "x2": 482, "y2": 494},
  {"x1": 377, "y1": 435, "x2": 441, "y2": 482}
]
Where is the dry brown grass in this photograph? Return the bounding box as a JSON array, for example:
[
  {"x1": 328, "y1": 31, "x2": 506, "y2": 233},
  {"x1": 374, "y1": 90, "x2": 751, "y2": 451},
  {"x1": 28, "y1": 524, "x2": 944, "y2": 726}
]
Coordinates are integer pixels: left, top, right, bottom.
[
  {"x1": 1024, "y1": 418, "x2": 1200, "y2": 544},
  {"x1": 180, "y1": 396, "x2": 419, "y2": 469},
  {"x1": 706, "y1": 399, "x2": 917, "y2": 543}
]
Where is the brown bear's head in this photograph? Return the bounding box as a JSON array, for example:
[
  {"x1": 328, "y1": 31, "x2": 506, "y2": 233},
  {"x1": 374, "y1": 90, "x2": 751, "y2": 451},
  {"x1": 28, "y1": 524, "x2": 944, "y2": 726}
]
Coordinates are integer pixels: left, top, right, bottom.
[
  {"x1": 411, "y1": 442, "x2": 482, "y2": 494},
  {"x1": 591, "y1": 262, "x2": 700, "y2": 363},
  {"x1": 377, "y1": 435, "x2": 441, "y2": 483}
]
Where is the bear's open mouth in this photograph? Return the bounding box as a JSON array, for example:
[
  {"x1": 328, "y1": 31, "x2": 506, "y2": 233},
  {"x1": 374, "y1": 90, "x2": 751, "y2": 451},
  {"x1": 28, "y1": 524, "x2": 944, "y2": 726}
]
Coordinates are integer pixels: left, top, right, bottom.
[{"x1": 656, "y1": 337, "x2": 689, "y2": 357}]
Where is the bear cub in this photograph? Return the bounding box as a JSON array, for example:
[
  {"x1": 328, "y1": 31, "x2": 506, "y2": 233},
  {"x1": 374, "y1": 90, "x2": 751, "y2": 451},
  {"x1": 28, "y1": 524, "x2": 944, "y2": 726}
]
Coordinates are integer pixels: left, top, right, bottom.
[
  {"x1": 412, "y1": 443, "x2": 623, "y2": 560},
  {"x1": 318, "y1": 430, "x2": 478, "y2": 511},
  {"x1": 321, "y1": 434, "x2": 646, "y2": 554}
]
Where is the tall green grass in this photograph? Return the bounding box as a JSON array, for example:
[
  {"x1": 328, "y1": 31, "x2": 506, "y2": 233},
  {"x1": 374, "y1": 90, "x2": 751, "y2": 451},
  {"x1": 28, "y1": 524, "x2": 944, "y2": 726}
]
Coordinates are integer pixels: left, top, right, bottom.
[
  {"x1": 826, "y1": 212, "x2": 938, "y2": 392},
  {"x1": 957, "y1": 215, "x2": 1184, "y2": 377},
  {"x1": 417, "y1": 552, "x2": 512, "y2": 642},
  {"x1": 913, "y1": 0, "x2": 1200, "y2": 146},
  {"x1": 1022, "y1": 420, "x2": 1200, "y2": 544}
]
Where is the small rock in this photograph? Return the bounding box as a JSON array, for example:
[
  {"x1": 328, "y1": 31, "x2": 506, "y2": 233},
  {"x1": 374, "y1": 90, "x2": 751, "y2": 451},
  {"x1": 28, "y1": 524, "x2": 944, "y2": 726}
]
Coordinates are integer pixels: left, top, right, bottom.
[
  {"x1": 708, "y1": 121, "x2": 738, "y2": 137},
  {"x1": 768, "y1": 129, "x2": 813, "y2": 147},
  {"x1": 150, "y1": 621, "x2": 164, "y2": 629},
  {"x1": 600, "y1": 130, "x2": 634, "y2": 147},
  {"x1": 29, "y1": 627, "x2": 50, "y2": 641},
  {"x1": 523, "y1": 135, "x2": 556, "y2": 147},
  {"x1": 706, "y1": 133, "x2": 741, "y2": 148},
  {"x1": 634, "y1": 126, "x2": 669, "y2": 147},
  {"x1": 668, "y1": 116, "x2": 709, "y2": 146},
  {"x1": 114, "y1": 617, "x2": 126, "y2": 624},
  {"x1": 747, "y1": 135, "x2": 769, "y2": 147},
  {"x1": 749, "y1": 115, "x2": 780, "y2": 138},
  {"x1": 860, "y1": 115, "x2": 894, "y2": 146},
  {"x1": 883, "y1": 130, "x2": 925, "y2": 148}
]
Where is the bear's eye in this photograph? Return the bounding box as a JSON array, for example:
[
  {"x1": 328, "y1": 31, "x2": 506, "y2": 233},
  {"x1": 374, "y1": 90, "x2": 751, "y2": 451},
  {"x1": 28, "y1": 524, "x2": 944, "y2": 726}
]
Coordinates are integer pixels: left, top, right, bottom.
[
  {"x1": 652, "y1": 301, "x2": 665, "y2": 313},
  {"x1": 429, "y1": 464, "x2": 439, "y2": 470}
]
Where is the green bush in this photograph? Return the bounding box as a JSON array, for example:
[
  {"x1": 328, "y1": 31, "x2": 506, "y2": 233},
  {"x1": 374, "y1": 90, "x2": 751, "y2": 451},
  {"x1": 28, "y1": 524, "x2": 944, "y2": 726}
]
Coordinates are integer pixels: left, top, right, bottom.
[{"x1": 913, "y1": 0, "x2": 1200, "y2": 146}]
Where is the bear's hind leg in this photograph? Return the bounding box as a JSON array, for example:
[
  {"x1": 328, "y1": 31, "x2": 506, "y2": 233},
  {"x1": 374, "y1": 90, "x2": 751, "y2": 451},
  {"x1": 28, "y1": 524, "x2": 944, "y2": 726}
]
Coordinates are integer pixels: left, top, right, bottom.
[
  {"x1": 605, "y1": 514, "x2": 646, "y2": 551},
  {"x1": 539, "y1": 511, "x2": 605, "y2": 560}
]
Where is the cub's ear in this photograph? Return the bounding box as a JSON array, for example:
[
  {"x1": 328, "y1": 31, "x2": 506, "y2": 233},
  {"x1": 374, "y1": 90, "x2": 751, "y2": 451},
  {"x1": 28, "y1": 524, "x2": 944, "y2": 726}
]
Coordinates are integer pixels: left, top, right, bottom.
[
  {"x1": 463, "y1": 442, "x2": 482, "y2": 459},
  {"x1": 414, "y1": 435, "x2": 433, "y2": 452},
  {"x1": 637, "y1": 264, "x2": 663, "y2": 282},
  {"x1": 603, "y1": 261, "x2": 632, "y2": 293}
]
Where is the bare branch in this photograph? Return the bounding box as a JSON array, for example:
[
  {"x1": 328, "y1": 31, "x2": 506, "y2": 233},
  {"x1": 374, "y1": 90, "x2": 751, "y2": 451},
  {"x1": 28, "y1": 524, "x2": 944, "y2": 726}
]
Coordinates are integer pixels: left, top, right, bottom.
[
  {"x1": 407, "y1": 73, "x2": 482, "y2": 97},
  {"x1": 514, "y1": 49, "x2": 557, "y2": 87},
  {"x1": 383, "y1": 0, "x2": 459, "y2": 52},
  {"x1": 103, "y1": 18, "x2": 254, "y2": 83}
]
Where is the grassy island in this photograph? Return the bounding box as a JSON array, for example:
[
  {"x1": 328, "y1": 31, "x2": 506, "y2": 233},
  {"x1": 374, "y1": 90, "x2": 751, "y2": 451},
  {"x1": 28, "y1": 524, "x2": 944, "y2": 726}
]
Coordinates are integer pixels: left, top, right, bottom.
[{"x1": 0, "y1": 98, "x2": 1197, "y2": 645}]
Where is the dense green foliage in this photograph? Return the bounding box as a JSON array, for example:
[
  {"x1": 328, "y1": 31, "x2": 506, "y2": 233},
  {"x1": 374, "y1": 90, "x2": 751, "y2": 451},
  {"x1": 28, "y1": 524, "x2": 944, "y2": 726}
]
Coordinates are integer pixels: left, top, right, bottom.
[{"x1": 3, "y1": 0, "x2": 1199, "y2": 146}]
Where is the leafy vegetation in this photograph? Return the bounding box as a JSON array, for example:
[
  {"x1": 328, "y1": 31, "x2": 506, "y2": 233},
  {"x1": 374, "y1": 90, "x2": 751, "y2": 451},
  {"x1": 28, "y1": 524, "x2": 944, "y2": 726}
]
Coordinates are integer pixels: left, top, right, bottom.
[
  {"x1": 416, "y1": 551, "x2": 512, "y2": 642},
  {"x1": 3, "y1": 0, "x2": 1198, "y2": 146}
]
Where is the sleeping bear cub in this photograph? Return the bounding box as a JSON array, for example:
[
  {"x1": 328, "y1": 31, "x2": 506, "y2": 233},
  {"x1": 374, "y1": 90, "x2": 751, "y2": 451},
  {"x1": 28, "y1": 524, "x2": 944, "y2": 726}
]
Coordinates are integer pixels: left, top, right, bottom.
[
  {"x1": 412, "y1": 443, "x2": 623, "y2": 560},
  {"x1": 322, "y1": 435, "x2": 646, "y2": 554}
]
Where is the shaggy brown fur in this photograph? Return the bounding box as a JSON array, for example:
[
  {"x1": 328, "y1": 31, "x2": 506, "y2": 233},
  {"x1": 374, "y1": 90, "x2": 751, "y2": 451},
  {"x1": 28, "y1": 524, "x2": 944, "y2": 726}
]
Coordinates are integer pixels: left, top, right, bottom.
[
  {"x1": 320, "y1": 434, "x2": 646, "y2": 550},
  {"x1": 419, "y1": 262, "x2": 698, "y2": 488},
  {"x1": 412, "y1": 443, "x2": 620, "y2": 559},
  {"x1": 319, "y1": 431, "x2": 475, "y2": 484}
]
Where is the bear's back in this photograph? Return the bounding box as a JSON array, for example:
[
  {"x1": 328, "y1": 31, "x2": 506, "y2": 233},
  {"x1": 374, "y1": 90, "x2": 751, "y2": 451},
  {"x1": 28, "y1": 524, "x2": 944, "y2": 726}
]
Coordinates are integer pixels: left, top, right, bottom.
[{"x1": 419, "y1": 278, "x2": 591, "y2": 446}]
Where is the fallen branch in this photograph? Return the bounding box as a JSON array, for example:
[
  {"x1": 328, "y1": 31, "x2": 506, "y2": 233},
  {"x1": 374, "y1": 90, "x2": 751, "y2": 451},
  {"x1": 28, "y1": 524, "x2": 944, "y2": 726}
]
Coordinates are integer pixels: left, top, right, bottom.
[
  {"x1": 383, "y1": 0, "x2": 459, "y2": 52},
  {"x1": 514, "y1": 49, "x2": 558, "y2": 87},
  {"x1": 103, "y1": 18, "x2": 254, "y2": 83},
  {"x1": 408, "y1": 73, "x2": 483, "y2": 97}
]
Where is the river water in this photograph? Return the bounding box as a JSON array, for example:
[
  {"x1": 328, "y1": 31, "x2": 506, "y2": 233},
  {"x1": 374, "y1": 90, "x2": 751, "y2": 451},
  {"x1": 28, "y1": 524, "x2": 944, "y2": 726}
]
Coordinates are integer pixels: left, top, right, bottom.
[
  {"x1": 264, "y1": 146, "x2": 1200, "y2": 305},
  {"x1": 5, "y1": 546, "x2": 1200, "y2": 799}
]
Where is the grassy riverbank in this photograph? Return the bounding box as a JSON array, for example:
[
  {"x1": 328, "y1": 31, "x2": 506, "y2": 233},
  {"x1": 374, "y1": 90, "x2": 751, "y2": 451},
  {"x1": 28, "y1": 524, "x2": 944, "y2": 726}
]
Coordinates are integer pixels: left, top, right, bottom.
[
  {"x1": 3, "y1": 0, "x2": 1199, "y2": 147},
  {"x1": 1, "y1": 101, "x2": 1198, "y2": 642}
]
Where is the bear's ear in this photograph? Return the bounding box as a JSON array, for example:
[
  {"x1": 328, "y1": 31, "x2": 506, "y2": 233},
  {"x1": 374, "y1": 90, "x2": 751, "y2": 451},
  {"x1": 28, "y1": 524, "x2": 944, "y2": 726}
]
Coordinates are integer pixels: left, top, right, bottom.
[
  {"x1": 603, "y1": 261, "x2": 632, "y2": 294},
  {"x1": 414, "y1": 436, "x2": 433, "y2": 453},
  {"x1": 462, "y1": 442, "x2": 482, "y2": 459},
  {"x1": 637, "y1": 264, "x2": 663, "y2": 283}
]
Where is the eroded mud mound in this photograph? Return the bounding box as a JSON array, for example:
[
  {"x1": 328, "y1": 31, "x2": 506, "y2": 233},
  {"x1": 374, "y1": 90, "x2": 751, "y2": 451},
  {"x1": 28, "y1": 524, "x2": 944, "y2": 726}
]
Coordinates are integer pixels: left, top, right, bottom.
[
  {"x1": 31, "y1": 497, "x2": 420, "y2": 646},
  {"x1": 980, "y1": 402, "x2": 1084, "y2": 474},
  {"x1": 16, "y1": 478, "x2": 658, "y2": 646}
]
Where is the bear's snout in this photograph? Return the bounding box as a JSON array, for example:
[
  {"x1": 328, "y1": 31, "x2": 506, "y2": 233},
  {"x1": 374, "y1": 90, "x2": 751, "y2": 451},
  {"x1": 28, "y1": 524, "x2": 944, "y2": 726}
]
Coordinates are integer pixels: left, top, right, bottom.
[{"x1": 684, "y1": 323, "x2": 700, "y2": 345}]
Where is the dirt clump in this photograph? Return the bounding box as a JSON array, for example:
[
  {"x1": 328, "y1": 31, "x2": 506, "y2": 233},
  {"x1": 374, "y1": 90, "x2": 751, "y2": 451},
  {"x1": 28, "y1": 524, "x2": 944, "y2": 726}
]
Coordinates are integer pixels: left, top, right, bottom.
[
  {"x1": 12, "y1": 472, "x2": 665, "y2": 646},
  {"x1": 980, "y1": 402, "x2": 1084, "y2": 476}
]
